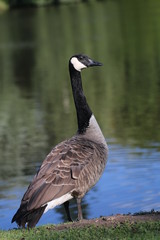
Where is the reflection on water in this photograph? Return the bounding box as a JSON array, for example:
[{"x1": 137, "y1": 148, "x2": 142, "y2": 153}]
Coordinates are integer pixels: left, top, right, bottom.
[{"x1": 0, "y1": 0, "x2": 160, "y2": 230}]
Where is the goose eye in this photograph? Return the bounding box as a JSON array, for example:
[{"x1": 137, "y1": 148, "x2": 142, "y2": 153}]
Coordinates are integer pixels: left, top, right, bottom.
[{"x1": 79, "y1": 56, "x2": 84, "y2": 60}]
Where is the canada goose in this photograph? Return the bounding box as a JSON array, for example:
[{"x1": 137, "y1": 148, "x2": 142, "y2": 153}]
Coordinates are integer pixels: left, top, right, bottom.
[{"x1": 12, "y1": 54, "x2": 108, "y2": 228}]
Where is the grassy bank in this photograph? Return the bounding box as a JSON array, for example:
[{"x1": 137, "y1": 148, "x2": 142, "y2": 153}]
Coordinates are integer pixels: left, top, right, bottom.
[{"x1": 1, "y1": 221, "x2": 160, "y2": 240}]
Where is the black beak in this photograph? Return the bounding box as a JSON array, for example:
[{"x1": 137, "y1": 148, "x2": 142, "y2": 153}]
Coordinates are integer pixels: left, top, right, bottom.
[{"x1": 88, "y1": 59, "x2": 103, "y2": 67}]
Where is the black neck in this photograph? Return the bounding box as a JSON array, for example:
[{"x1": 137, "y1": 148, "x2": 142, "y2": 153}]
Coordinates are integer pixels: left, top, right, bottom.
[{"x1": 69, "y1": 63, "x2": 92, "y2": 134}]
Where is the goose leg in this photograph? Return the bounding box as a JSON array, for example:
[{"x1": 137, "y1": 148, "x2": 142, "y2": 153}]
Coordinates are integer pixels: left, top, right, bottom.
[
  {"x1": 77, "y1": 198, "x2": 83, "y2": 221},
  {"x1": 64, "y1": 201, "x2": 72, "y2": 222}
]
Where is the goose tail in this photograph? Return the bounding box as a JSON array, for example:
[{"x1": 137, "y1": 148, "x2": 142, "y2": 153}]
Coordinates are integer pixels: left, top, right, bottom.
[{"x1": 11, "y1": 203, "x2": 46, "y2": 228}]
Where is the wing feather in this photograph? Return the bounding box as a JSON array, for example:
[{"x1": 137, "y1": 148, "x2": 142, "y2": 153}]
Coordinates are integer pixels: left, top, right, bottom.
[{"x1": 22, "y1": 137, "x2": 95, "y2": 210}]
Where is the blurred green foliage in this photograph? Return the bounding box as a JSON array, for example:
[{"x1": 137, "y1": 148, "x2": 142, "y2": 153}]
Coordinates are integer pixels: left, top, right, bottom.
[{"x1": 0, "y1": 0, "x2": 87, "y2": 9}]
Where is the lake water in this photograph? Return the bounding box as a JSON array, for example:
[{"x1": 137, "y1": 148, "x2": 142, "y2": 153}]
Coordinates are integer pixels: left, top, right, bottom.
[{"x1": 0, "y1": 0, "x2": 160, "y2": 230}]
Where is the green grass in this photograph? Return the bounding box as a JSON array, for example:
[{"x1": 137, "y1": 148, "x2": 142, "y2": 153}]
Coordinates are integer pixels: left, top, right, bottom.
[{"x1": 1, "y1": 222, "x2": 160, "y2": 240}]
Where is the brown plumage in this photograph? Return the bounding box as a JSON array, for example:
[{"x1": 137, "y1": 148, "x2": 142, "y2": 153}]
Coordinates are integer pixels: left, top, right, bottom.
[{"x1": 12, "y1": 54, "x2": 108, "y2": 228}]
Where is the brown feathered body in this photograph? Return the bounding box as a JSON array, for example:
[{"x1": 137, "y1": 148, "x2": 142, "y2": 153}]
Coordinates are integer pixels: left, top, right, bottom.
[{"x1": 12, "y1": 135, "x2": 107, "y2": 227}]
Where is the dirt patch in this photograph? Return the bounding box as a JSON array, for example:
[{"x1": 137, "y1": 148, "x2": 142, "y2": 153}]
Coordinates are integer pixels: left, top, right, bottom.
[{"x1": 46, "y1": 211, "x2": 160, "y2": 231}]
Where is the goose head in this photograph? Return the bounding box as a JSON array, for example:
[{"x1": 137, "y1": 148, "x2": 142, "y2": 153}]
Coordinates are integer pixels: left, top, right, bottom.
[{"x1": 70, "y1": 54, "x2": 102, "y2": 72}]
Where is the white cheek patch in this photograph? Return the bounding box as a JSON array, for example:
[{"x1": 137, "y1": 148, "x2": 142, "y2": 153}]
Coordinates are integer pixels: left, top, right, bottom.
[{"x1": 71, "y1": 57, "x2": 87, "y2": 71}]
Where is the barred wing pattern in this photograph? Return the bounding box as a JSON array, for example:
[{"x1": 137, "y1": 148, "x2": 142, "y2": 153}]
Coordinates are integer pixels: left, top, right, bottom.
[{"x1": 21, "y1": 137, "x2": 96, "y2": 211}]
